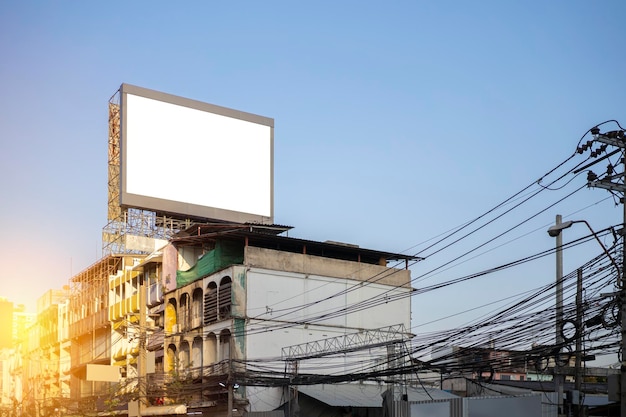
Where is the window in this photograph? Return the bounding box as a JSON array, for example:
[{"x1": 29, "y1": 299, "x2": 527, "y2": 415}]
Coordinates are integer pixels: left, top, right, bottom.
[
  {"x1": 220, "y1": 329, "x2": 231, "y2": 362},
  {"x1": 192, "y1": 288, "x2": 203, "y2": 326},
  {"x1": 204, "y1": 282, "x2": 218, "y2": 324},
  {"x1": 218, "y1": 277, "x2": 232, "y2": 320},
  {"x1": 180, "y1": 293, "x2": 190, "y2": 331}
]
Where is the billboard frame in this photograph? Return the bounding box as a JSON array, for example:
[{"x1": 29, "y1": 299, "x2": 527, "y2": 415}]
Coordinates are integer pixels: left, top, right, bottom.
[{"x1": 119, "y1": 83, "x2": 274, "y2": 224}]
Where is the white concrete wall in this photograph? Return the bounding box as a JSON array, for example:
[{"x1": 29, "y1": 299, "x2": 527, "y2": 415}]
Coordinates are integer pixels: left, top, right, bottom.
[
  {"x1": 244, "y1": 266, "x2": 412, "y2": 411},
  {"x1": 180, "y1": 243, "x2": 413, "y2": 412},
  {"x1": 246, "y1": 267, "x2": 411, "y2": 341}
]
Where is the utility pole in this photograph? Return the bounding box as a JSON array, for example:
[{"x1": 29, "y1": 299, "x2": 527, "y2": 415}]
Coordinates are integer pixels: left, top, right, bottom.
[
  {"x1": 576, "y1": 127, "x2": 626, "y2": 417},
  {"x1": 622, "y1": 189, "x2": 626, "y2": 417},
  {"x1": 228, "y1": 383, "x2": 234, "y2": 417},
  {"x1": 575, "y1": 268, "x2": 583, "y2": 417},
  {"x1": 548, "y1": 219, "x2": 620, "y2": 416},
  {"x1": 554, "y1": 214, "x2": 565, "y2": 416},
  {"x1": 138, "y1": 275, "x2": 147, "y2": 417},
  {"x1": 228, "y1": 335, "x2": 234, "y2": 417}
]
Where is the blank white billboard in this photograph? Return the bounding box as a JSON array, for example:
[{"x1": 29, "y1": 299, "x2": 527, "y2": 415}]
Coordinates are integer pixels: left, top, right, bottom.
[{"x1": 119, "y1": 84, "x2": 274, "y2": 223}]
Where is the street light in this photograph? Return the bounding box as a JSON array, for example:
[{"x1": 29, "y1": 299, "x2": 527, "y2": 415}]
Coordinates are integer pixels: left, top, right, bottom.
[
  {"x1": 547, "y1": 219, "x2": 620, "y2": 278},
  {"x1": 547, "y1": 217, "x2": 621, "y2": 416},
  {"x1": 548, "y1": 215, "x2": 567, "y2": 416}
]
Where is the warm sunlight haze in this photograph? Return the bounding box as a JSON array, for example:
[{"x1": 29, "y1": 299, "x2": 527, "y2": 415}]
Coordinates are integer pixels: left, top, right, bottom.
[{"x1": 1, "y1": 2, "x2": 625, "y2": 415}]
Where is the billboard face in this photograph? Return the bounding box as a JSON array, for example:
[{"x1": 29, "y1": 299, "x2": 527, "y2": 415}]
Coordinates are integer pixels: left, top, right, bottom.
[{"x1": 120, "y1": 84, "x2": 273, "y2": 223}]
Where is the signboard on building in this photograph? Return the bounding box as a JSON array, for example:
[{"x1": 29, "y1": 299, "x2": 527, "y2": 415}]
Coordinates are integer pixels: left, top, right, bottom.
[
  {"x1": 86, "y1": 364, "x2": 120, "y2": 382},
  {"x1": 119, "y1": 84, "x2": 274, "y2": 224}
]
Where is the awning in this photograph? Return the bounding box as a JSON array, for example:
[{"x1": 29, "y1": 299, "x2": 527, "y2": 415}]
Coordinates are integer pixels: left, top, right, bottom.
[
  {"x1": 299, "y1": 383, "x2": 385, "y2": 408},
  {"x1": 113, "y1": 359, "x2": 127, "y2": 367},
  {"x1": 298, "y1": 384, "x2": 458, "y2": 407},
  {"x1": 150, "y1": 303, "x2": 165, "y2": 314},
  {"x1": 405, "y1": 387, "x2": 458, "y2": 401},
  {"x1": 134, "y1": 251, "x2": 163, "y2": 269}
]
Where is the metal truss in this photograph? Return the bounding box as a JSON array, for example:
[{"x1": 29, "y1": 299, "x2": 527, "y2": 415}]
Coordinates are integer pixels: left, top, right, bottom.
[
  {"x1": 281, "y1": 324, "x2": 410, "y2": 361},
  {"x1": 101, "y1": 92, "x2": 194, "y2": 256}
]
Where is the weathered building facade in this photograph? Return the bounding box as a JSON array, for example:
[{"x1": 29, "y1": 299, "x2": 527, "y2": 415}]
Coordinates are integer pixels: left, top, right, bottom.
[
  {"x1": 149, "y1": 223, "x2": 416, "y2": 416},
  {"x1": 13, "y1": 224, "x2": 416, "y2": 416}
]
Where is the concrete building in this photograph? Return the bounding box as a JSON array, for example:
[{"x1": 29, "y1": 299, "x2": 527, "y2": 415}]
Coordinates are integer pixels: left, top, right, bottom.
[
  {"x1": 0, "y1": 348, "x2": 13, "y2": 410},
  {"x1": 108, "y1": 254, "x2": 153, "y2": 400},
  {"x1": 35, "y1": 287, "x2": 70, "y2": 414},
  {"x1": 67, "y1": 255, "x2": 145, "y2": 413},
  {"x1": 0, "y1": 297, "x2": 36, "y2": 413},
  {"x1": 0, "y1": 298, "x2": 36, "y2": 350},
  {"x1": 58, "y1": 297, "x2": 71, "y2": 402},
  {"x1": 11, "y1": 224, "x2": 416, "y2": 415},
  {"x1": 0, "y1": 298, "x2": 15, "y2": 411},
  {"x1": 141, "y1": 223, "x2": 418, "y2": 416},
  {"x1": 0, "y1": 299, "x2": 13, "y2": 350},
  {"x1": 13, "y1": 304, "x2": 36, "y2": 347}
]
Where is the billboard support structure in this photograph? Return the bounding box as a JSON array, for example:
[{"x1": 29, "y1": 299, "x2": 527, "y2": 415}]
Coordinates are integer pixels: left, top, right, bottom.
[
  {"x1": 102, "y1": 94, "x2": 187, "y2": 256},
  {"x1": 102, "y1": 84, "x2": 274, "y2": 256}
]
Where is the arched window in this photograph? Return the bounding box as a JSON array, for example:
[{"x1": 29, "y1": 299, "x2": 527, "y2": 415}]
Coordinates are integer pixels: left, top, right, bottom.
[
  {"x1": 165, "y1": 344, "x2": 177, "y2": 373},
  {"x1": 192, "y1": 337, "x2": 203, "y2": 377},
  {"x1": 204, "y1": 333, "x2": 217, "y2": 374},
  {"x1": 165, "y1": 299, "x2": 177, "y2": 334},
  {"x1": 179, "y1": 340, "x2": 190, "y2": 376},
  {"x1": 204, "y1": 282, "x2": 218, "y2": 324},
  {"x1": 192, "y1": 288, "x2": 203, "y2": 328},
  {"x1": 180, "y1": 293, "x2": 190, "y2": 331},
  {"x1": 218, "y1": 277, "x2": 232, "y2": 320},
  {"x1": 219, "y1": 329, "x2": 231, "y2": 363}
]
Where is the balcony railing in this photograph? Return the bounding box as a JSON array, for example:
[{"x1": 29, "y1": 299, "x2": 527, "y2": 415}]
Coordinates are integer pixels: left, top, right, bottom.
[
  {"x1": 147, "y1": 331, "x2": 164, "y2": 351},
  {"x1": 69, "y1": 309, "x2": 108, "y2": 339},
  {"x1": 148, "y1": 283, "x2": 163, "y2": 306}
]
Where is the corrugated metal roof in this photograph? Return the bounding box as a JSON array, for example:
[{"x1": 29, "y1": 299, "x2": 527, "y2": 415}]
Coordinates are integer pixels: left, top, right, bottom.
[
  {"x1": 299, "y1": 383, "x2": 386, "y2": 407},
  {"x1": 175, "y1": 223, "x2": 422, "y2": 262},
  {"x1": 406, "y1": 387, "x2": 459, "y2": 401},
  {"x1": 298, "y1": 384, "x2": 458, "y2": 408}
]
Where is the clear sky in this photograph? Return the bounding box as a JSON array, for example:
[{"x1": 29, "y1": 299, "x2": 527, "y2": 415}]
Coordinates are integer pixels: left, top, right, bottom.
[{"x1": 1, "y1": 1, "x2": 625, "y2": 356}]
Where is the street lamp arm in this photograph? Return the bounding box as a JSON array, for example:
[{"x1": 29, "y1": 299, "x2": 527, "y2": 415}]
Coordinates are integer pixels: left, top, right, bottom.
[
  {"x1": 576, "y1": 220, "x2": 622, "y2": 281},
  {"x1": 547, "y1": 219, "x2": 621, "y2": 280}
]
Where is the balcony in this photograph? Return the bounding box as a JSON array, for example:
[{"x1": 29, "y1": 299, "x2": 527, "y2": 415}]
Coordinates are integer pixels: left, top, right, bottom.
[
  {"x1": 147, "y1": 330, "x2": 164, "y2": 351},
  {"x1": 69, "y1": 310, "x2": 108, "y2": 338},
  {"x1": 109, "y1": 302, "x2": 122, "y2": 322},
  {"x1": 148, "y1": 283, "x2": 163, "y2": 306}
]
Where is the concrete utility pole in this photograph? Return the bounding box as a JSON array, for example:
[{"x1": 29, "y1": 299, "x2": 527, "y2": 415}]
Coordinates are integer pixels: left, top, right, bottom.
[
  {"x1": 575, "y1": 268, "x2": 583, "y2": 417},
  {"x1": 227, "y1": 336, "x2": 235, "y2": 417},
  {"x1": 228, "y1": 383, "x2": 234, "y2": 417},
  {"x1": 138, "y1": 275, "x2": 147, "y2": 417},
  {"x1": 622, "y1": 195, "x2": 626, "y2": 417},
  {"x1": 554, "y1": 215, "x2": 565, "y2": 416},
  {"x1": 548, "y1": 218, "x2": 622, "y2": 415},
  {"x1": 576, "y1": 127, "x2": 626, "y2": 417}
]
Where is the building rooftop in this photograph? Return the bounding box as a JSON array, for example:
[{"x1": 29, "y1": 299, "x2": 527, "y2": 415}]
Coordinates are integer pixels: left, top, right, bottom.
[{"x1": 173, "y1": 222, "x2": 422, "y2": 267}]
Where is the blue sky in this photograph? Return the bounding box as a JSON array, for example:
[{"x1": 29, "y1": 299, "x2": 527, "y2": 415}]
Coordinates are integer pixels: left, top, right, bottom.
[{"x1": 1, "y1": 2, "x2": 625, "y2": 354}]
